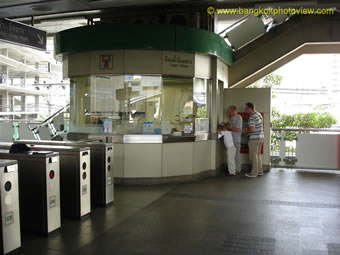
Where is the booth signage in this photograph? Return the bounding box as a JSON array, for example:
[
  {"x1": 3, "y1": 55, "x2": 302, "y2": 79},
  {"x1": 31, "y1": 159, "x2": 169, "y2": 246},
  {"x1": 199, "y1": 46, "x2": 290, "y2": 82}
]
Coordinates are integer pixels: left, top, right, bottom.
[
  {"x1": 143, "y1": 121, "x2": 154, "y2": 133},
  {"x1": 195, "y1": 118, "x2": 209, "y2": 132},
  {"x1": 0, "y1": 18, "x2": 47, "y2": 50},
  {"x1": 162, "y1": 51, "x2": 194, "y2": 76},
  {"x1": 161, "y1": 120, "x2": 171, "y2": 134},
  {"x1": 100, "y1": 55, "x2": 113, "y2": 70},
  {"x1": 184, "y1": 124, "x2": 192, "y2": 134},
  {"x1": 102, "y1": 119, "x2": 112, "y2": 133}
]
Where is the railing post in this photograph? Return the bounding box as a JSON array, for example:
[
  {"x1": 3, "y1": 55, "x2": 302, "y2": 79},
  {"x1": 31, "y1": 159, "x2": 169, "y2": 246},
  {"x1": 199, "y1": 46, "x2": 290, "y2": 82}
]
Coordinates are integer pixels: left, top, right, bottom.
[{"x1": 279, "y1": 132, "x2": 286, "y2": 166}]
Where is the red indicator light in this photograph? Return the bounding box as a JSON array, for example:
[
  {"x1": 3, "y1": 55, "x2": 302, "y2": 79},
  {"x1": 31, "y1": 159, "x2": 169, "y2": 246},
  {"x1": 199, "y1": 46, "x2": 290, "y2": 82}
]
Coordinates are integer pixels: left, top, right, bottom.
[{"x1": 49, "y1": 170, "x2": 55, "y2": 179}]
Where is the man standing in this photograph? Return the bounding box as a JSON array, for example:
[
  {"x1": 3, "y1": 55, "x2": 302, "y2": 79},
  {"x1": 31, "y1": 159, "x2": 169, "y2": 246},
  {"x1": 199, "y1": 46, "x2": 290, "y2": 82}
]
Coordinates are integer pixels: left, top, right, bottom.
[
  {"x1": 227, "y1": 105, "x2": 243, "y2": 174},
  {"x1": 243, "y1": 102, "x2": 264, "y2": 178}
]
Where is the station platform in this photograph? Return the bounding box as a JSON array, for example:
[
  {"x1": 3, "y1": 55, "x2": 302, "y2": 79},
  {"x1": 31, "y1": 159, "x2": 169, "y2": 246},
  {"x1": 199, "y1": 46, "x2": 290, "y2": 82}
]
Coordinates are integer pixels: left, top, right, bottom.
[{"x1": 19, "y1": 168, "x2": 340, "y2": 255}]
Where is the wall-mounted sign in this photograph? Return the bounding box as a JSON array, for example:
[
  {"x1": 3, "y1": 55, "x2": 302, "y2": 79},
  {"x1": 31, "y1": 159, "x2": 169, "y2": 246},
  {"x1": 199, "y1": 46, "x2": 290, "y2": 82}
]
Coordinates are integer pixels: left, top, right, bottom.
[
  {"x1": 0, "y1": 18, "x2": 46, "y2": 50},
  {"x1": 143, "y1": 121, "x2": 154, "y2": 133},
  {"x1": 184, "y1": 124, "x2": 192, "y2": 134},
  {"x1": 100, "y1": 55, "x2": 113, "y2": 70},
  {"x1": 102, "y1": 119, "x2": 112, "y2": 133},
  {"x1": 161, "y1": 120, "x2": 171, "y2": 135},
  {"x1": 162, "y1": 51, "x2": 194, "y2": 76},
  {"x1": 195, "y1": 118, "x2": 209, "y2": 133}
]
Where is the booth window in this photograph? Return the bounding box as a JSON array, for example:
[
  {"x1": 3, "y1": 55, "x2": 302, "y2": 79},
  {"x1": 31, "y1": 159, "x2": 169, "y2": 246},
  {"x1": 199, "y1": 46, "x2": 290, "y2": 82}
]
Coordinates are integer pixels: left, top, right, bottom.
[{"x1": 70, "y1": 75, "x2": 209, "y2": 134}]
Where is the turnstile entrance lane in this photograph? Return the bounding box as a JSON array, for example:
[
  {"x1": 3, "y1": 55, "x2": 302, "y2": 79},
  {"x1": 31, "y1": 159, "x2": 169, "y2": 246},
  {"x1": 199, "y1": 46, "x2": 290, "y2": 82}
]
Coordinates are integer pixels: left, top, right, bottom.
[
  {"x1": 16, "y1": 140, "x2": 114, "y2": 206},
  {"x1": 23, "y1": 145, "x2": 91, "y2": 218},
  {"x1": 0, "y1": 150, "x2": 61, "y2": 235},
  {"x1": 0, "y1": 143, "x2": 91, "y2": 219},
  {"x1": 0, "y1": 160, "x2": 21, "y2": 254}
]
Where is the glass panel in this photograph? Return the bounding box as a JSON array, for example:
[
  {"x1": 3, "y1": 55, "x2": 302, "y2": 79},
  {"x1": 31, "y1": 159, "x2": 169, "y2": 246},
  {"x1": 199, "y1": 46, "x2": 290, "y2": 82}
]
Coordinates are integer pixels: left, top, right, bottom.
[
  {"x1": 194, "y1": 78, "x2": 207, "y2": 118},
  {"x1": 70, "y1": 76, "x2": 96, "y2": 132},
  {"x1": 70, "y1": 75, "x2": 210, "y2": 135},
  {"x1": 70, "y1": 75, "x2": 162, "y2": 134},
  {"x1": 123, "y1": 75, "x2": 162, "y2": 134},
  {"x1": 194, "y1": 78, "x2": 209, "y2": 133},
  {"x1": 162, "y1": 77, "x2": 193, "y2": 133}
]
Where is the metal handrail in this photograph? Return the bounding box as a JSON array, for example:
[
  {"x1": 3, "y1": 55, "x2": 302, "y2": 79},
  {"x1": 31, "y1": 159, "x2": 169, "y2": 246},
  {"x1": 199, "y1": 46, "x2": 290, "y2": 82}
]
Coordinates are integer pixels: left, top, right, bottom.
[
  {"x1": 39, "y1": 103, "x2": 70, "y2": 127},
  {"x1": 0, "y1": 119, "x2": 41, "y2": 124},
  {"x1": 272, "y1": 128, "x2": 340, "y2": 132}
]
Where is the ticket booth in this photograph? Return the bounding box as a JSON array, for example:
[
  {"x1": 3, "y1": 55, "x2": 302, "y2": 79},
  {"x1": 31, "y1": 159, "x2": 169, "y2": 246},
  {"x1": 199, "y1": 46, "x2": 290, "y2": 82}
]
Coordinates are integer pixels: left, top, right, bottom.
[{"x1": 55, "y1": 24, "x2": 233, "y2": 183}]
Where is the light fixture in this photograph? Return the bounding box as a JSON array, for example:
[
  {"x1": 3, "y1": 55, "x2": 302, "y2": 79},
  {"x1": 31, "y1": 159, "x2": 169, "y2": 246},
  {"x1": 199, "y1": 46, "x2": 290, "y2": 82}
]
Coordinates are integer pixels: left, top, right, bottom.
[
  {"x1": 224, "y1": 15, "x2": 266, "y2": 51},
  {"x1": 254, "y1": 1, "x2": 317, "y2": 8},
  {"x1": 30, "y1": 5, "x2": 53, "y2": 12}
]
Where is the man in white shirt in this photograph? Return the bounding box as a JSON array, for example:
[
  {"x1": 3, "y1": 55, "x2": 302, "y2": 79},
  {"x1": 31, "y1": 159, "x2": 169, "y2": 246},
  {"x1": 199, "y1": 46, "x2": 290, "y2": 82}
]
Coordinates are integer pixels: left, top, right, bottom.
[{"x1": 218, "y1": 123, "x2": 236, "y2": 176}]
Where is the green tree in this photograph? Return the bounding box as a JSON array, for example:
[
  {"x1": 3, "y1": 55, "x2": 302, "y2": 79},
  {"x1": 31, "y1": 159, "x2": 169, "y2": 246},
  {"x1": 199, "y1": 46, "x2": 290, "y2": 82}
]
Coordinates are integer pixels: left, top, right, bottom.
[
  {"x1": 271, "y1": 108, "x2": 337, "y2": 153},
  {"x1": 272, "y1": 111, "x2": 337, "y2": 129},
  {"x1": 248, "y1": 73, "x2": 283, "y2": 88}
]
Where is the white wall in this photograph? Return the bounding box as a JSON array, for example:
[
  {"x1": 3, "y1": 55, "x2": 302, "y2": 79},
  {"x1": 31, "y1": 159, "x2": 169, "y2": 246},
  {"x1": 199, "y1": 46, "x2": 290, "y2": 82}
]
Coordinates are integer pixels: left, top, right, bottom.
[
  {"x1": 195, "y1": 54, "x2": 211, "y2": 78},
  {"x1": 296, "y1": 133, "x2": 340, "y2": 169},
  {"x1": 113, "y1": 141, "x2": 214, "y2": 178},
  {"x1": 224, "y1": 88, "x2": 272, "y2": 166}
]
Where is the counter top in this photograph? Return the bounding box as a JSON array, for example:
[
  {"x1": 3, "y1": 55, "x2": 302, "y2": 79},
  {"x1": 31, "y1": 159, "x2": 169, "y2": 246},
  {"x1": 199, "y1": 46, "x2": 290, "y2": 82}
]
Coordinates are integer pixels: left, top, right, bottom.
[{"x1": 68, "y1": 132, "x2": 211, "y2": 144}]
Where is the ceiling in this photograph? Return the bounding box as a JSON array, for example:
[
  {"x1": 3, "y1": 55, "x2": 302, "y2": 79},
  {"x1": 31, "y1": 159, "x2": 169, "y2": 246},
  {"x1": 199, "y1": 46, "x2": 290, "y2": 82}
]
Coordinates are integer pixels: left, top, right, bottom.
[{"x1": 1, "y1": 0, "x2": 340, "y2": 19}]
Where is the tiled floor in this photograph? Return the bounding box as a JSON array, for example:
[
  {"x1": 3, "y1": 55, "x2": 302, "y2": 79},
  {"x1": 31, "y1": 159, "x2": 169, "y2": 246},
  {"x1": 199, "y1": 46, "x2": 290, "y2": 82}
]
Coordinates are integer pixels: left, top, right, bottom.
[{"x1": 18, "y1": 168, "x2": 340, "y2": 254}]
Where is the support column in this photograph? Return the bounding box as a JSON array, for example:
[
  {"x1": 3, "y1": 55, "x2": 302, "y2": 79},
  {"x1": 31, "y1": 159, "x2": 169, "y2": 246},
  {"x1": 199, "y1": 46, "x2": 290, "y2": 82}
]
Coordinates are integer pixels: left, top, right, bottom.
[
  {"x1": 211, "y1": 57, "x2": 218, "y2": 138},
  {"x1": 211, "y1": 57, "x2": 225, "y2": 175},
  {"x1": 0, "y1": 65, "x2": 7, "y2": 84},
  {"x1": 21, "y1": 57, "x2": 27, "y2": 87},
  {"x1": 34, "y1": 95, "x2": 39, "y2": 112},
  {"x1": 21, "y1": 94, "x2": 26, "y2": 120},
  {"x1": 1, "y1": 90, "x2": 9, "y2": 113}
]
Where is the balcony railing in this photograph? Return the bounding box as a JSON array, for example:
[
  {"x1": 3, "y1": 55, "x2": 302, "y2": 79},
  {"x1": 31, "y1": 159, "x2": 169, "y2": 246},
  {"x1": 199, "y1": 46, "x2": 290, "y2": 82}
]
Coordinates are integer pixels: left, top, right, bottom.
[{"x1": 271, "y1": 128, "x2": 340, "y2": 169}]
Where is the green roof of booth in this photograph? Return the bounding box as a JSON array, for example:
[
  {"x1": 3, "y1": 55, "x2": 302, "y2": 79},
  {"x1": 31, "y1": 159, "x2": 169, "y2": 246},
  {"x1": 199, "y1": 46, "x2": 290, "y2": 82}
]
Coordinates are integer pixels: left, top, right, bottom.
[{"x1": 55, "y1": 24, "x2": 232, "y2": 66}]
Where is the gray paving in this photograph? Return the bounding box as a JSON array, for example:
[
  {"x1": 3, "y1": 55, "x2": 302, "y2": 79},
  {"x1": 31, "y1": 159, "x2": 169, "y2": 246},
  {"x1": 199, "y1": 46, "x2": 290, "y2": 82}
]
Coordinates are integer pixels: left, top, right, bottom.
[{"x1": 18, "y1": 168, "x2": 340, "y2": 254}]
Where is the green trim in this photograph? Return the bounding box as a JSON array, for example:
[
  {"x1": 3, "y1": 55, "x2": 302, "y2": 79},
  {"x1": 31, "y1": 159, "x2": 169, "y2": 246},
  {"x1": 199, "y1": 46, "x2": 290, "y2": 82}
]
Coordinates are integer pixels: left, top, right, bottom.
[{"x1": 55, "y1": 24, "x2": 232, "y2": 66}]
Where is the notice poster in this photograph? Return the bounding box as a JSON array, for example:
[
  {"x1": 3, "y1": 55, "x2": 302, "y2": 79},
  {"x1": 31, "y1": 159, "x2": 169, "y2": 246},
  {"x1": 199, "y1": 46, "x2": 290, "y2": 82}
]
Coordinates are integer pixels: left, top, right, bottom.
[
  {"x1": 103, "y1": 119, "x2": 112, "y2": 133},
  {"x1": 143, "y1": 121, "x2": 154, "y2": 133},
  {"x1": 161, "y1": 120, "x2": 171, "y2": 134},
  {"x1": 184, "y1": 124, "x2": 192, "y2": 134}
]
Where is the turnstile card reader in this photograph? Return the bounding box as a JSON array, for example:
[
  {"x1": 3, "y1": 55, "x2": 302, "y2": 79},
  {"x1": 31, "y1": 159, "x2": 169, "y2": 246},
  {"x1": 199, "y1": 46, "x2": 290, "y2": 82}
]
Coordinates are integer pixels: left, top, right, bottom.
[
  {"x1": 0, "y1": 150, "x2": 61, "y2": 235},
  {"x1": 16, "y1": 140, "x2": 114, "y2": 206},
  {"x1": 22, "y1": 145, "x2": 91, "y2": 218},
  {"x1": 0, "y1": 160, "x2": 21, "y2": 254}
]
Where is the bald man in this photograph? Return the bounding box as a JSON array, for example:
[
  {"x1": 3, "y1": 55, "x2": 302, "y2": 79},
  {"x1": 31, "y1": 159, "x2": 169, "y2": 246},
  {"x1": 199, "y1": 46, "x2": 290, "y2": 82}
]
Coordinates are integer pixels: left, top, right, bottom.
[{"x1": 227, "y1": 105, "x2": 243, "y2": 174}]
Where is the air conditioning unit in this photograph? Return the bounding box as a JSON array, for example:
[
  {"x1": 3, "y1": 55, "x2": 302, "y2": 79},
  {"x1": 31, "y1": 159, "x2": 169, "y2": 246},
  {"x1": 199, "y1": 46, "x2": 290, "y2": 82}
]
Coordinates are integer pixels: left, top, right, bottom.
[
  {"x1": 166, "y1": 12, "x2": 200, "y2": 28},
  {"x1": 130, "y1": 16, "x2": 159, "y2": 24},
  {"x1": 100, "y1": 17, "x2": 130, "y2": 24},
  {"x1": 101, "y1": 16, "x2": 158, "y2": 25}
]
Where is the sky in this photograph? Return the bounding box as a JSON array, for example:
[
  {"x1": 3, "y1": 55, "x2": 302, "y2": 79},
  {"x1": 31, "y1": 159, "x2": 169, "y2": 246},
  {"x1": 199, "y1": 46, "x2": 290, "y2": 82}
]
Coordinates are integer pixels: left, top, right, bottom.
[
  {"x1": 274, "y1": 54, "x2": 339, "y2": 90},
  {"x1": 266, "y1": 54, "x2": 340, "y2": 124}
]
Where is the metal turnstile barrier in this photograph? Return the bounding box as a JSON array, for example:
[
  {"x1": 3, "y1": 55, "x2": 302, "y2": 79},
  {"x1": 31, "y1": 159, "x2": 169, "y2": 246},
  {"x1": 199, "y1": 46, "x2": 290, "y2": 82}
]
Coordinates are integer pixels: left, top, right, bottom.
[
  {"x1": 12, "y1": 144, "x2": 91, "y2": 219},
  {"x1": 0, "y1": 150, "x2": 61, "y2": 235},
  {"x1": 0, "y1": 160, "x2": 21, "y2": 254},
  {"x1": 0, "y1": 143, "x2": 91, "y2": 219},
  {"x1": 16, "y1": 140, "x2": 114, "y2": 206}
]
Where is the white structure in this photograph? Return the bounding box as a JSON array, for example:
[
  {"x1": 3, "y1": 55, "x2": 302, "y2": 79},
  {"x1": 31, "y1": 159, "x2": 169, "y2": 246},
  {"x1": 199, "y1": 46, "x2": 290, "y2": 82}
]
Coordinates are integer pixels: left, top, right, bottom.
[{"x1": 0, "y1": 37, "x2": 69, "y2": 121}]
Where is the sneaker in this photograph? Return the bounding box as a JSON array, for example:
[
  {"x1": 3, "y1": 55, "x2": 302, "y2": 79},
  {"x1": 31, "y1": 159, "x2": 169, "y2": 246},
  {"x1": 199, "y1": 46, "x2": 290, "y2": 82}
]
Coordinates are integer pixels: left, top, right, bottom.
[
  {"x1": 257, "y1": 172, "x2": 264, "y2": 176},
  {"x1": 245, "y1": 173, "x2": 257, "y2": 178}
]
